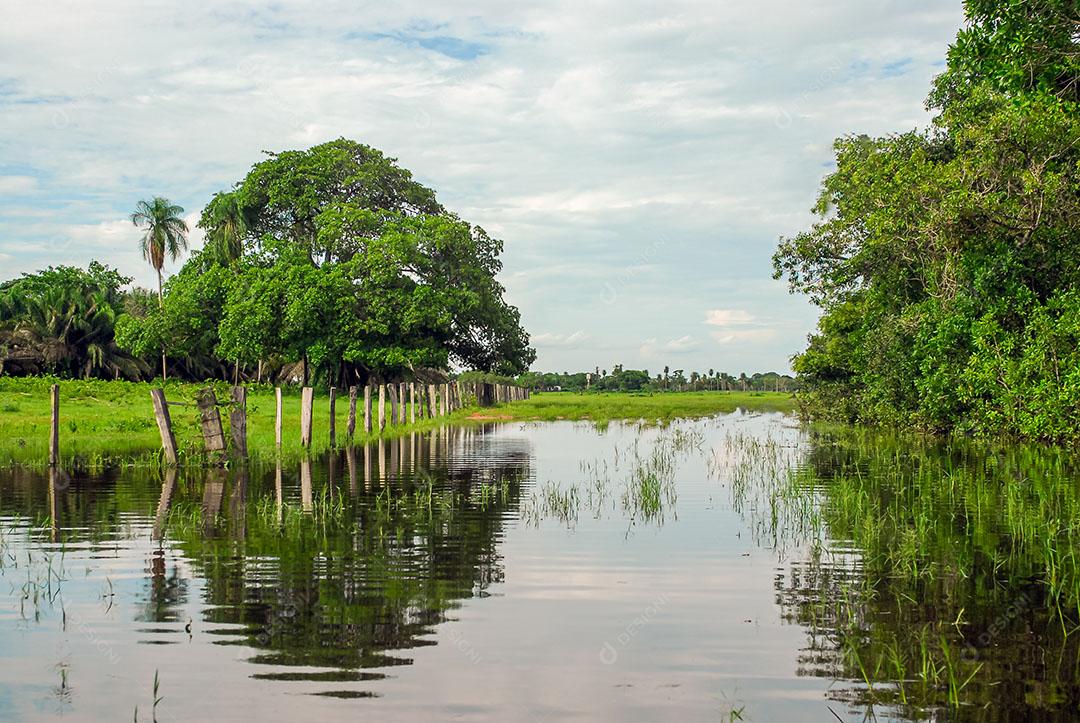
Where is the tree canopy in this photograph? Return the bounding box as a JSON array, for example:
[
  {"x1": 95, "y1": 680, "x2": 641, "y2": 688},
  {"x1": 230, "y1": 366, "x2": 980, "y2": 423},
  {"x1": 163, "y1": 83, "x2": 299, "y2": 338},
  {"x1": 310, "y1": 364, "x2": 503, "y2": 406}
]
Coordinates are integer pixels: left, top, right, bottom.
[
  {"x1": 774, "y1": 1, "x2": 1080, "y2": 440},
  {"x1": 116, "y1": 139, "x2": 534, "y2": 385},
  {"x1": 0, "y1": 263, "x2": 146, "y2": 379}
]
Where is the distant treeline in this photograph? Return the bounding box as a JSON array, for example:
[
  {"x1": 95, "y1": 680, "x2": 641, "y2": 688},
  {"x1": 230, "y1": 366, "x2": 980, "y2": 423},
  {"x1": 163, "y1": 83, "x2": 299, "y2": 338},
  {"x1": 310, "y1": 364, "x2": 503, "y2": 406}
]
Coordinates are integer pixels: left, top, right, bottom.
[
  {"x1": 774, "y1": 2, "x2": 1080, "y2": 441},
  {"x1": 506, "y1": 366, "x2": 798, "y2": 393}
]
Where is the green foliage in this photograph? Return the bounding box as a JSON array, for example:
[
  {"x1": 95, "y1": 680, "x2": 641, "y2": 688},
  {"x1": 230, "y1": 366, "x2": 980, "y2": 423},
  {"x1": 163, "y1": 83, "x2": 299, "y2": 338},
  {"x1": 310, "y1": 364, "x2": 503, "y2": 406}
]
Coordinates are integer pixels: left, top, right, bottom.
[
  {"x1": 774, "y1": 5, "x2": 1080, "y2": 441},
  {"x1": 0, "y1": 263, "x2": 147, "y2": 379},
  {"x1": 130, "y1": 197, "x2": 188, "y2": 291},
  {"x1": 117, "y1": 138, "x2": 534, "y2": 384},
  {"x1": 197, "y1": 191, "x2": 248, "y2": 265}
]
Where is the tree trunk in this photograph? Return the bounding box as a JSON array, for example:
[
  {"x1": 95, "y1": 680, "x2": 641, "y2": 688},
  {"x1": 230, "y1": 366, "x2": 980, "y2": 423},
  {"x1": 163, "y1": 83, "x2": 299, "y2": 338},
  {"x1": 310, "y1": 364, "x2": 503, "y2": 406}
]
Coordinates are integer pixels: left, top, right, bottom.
[
  {"x1": 302, "y1": 353, "x2": 309, "y2": 387},
  {"x1": 157, "y1": 269, "x2": 167, "y2": 382}
]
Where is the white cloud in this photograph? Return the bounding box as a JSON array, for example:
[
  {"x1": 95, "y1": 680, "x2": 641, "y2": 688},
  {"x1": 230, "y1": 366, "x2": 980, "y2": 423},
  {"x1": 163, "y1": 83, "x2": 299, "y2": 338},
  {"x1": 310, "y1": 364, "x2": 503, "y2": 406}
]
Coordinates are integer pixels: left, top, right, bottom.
[
  {"x1": 0, "y1": 175, "x2": 38, "y2": 194},
  {"x1": 0, "y1": 0, "x2": 965, "y2": 372},
  {"x1": 704, "y1": 309, "x2": 755, "y2": 327},
  {"x1": 640, "y1": 335, "x2": 702, "y2": 357},
  {"x1": 711, "y1": 329, "x2": 777, "y2": 345},
  {"x1": 533, "y1": 330, "x2": 590, "y2": 348}
]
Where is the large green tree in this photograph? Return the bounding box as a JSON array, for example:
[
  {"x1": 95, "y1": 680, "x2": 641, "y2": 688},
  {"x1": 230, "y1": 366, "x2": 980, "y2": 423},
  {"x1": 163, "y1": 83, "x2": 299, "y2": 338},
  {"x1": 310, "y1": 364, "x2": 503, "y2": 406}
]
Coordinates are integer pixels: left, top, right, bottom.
[
  {"x1": 774, "y1": 1, "x2": 1080, "y2": 440},
  {"x1": 120, "y1": 139, "x2": 534, "y2": 385}
]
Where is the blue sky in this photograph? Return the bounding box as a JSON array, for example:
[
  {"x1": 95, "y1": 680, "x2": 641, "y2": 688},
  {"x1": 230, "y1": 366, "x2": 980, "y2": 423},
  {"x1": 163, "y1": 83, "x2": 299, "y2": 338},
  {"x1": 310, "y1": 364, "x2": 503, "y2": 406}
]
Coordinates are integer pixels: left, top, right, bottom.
[{"x1": 0, "y1": 0, "x2": 965, "y2": 374}]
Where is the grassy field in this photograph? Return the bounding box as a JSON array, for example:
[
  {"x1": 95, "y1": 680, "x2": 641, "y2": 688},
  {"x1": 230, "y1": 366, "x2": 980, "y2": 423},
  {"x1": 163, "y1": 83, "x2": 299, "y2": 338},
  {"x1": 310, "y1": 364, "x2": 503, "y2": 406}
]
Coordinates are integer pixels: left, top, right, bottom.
[
  {"x1": 0, "y1": 377, "x2": 797, "y2": 466},
  {"x1": 479, "y1": 390, "x2": 797, "y2": 423}
]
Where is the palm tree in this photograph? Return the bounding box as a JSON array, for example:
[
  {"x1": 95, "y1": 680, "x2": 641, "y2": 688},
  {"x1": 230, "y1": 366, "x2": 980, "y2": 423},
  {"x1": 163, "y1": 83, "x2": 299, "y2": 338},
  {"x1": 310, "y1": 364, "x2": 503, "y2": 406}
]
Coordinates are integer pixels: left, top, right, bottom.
[
  {"x1": 131, "y1": 197, "x2": 188, "y2": 380},
  {"x1": 199, "y1": 191, "x2": 247, "y2": 265}
]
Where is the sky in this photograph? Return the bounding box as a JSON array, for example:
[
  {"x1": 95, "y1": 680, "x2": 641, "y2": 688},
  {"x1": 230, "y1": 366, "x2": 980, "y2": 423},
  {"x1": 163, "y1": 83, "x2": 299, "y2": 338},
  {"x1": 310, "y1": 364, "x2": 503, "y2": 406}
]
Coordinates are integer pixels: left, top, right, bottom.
[{"x1": 0, "y1": 0, "x2": 965, "y2": 375}]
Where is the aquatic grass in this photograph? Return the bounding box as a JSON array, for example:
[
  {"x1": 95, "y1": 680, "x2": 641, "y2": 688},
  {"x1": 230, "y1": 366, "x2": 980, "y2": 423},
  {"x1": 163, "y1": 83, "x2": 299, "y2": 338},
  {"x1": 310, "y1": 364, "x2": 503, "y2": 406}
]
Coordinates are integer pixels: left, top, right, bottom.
[{"x1": 746, "y1": 423, "x2": 1080, "y2": 715}]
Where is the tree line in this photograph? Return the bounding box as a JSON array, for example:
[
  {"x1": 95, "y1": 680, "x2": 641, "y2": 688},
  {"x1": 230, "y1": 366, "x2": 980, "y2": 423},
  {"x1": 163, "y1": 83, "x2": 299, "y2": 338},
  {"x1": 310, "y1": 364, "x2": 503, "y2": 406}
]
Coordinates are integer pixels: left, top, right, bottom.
[
  {"x1": 514, "y1": 365, "x2": 798, "y2": 393},
  {"x1": 774, "y1": 0, "x2": 1080, "y2": 441},
  {"x1": 0, "y1": 140, "x2": 535, "y2": 387}
]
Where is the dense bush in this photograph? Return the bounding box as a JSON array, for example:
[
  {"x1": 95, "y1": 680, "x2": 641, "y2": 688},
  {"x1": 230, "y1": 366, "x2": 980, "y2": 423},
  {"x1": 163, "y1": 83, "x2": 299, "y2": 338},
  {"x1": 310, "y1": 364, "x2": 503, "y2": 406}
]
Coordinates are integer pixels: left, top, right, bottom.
[{"x1": 774, "y1": 0, "x2": 1080, "y2": 441}]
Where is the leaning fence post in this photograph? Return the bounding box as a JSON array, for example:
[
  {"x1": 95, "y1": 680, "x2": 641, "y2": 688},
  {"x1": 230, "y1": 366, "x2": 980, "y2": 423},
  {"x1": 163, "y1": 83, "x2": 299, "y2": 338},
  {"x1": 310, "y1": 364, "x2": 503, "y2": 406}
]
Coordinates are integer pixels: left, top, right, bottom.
[
  {"x1": 150, "y1": 388, "x2": 178, "y2": 466},
  {"x1": 49, "y1": 383, "x2": 60, "y2": 467},
  {"x1": 300, "y1": 386, "x2": 314, "y2": 447},
  {"x1": 275, "y1": 387, "x2": 283, "y2": 449},
  {"x1": 328, "y1": 386, "x2": 337, "y2": 448},
  {"x1": 230, "y1": 386, "x2": 248, "y2": 458},
  {"x1": 196, "y1": 387, "x2": 227, "y2": 464}
]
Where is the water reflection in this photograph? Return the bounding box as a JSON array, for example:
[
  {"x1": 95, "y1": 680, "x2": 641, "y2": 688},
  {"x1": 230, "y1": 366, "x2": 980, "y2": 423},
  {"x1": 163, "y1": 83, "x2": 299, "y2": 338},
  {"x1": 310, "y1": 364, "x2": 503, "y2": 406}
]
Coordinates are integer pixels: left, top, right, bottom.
[
  {"x1": 134, "y1": 425, "x2": 533, "y2": 697},
  {"x1": 768, "y1": 426, "x2": 1080, "y2": 721},
  {"x1": 3, "y1": 415, "x2": 1079, "y2": 720}
]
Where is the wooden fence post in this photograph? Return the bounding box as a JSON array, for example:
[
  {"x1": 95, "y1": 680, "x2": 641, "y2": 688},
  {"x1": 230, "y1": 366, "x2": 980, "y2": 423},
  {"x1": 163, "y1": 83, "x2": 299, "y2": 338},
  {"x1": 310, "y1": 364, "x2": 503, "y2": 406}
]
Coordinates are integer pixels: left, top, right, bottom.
[
  {"x1": 300, "y1": 386, "x2": 314, "y2": 447},
  {"x1": 398, "y1": 383, "x2": 407, "y2": 424},
  {"x1": 49, "y1": 383, "x2": 60, "y2": 467},
  {"x1": 196, "y1": 387, "x2": 227, "y2": 463},
  {"x1": 300, "y1": 457, "x2": 313, "y2": 512},
  {"x1": 378, "y1": 384, "x2": 386, "y2": 432},
  {"x1": 275, "y1": 387, "x2": 283, "y2": 449},
  {"x1": 230, "y1": 386, "x2": 248, "y2": 458},
  {"x1": 427, "y1": 384, "x2": 437, "y2": 417},
  {"x1": 364, "y1": 385, "x2": 372, "y2": 434},
  {"x1": 409, "y1": 383, "x2": 416, "y2": 424},
  {"x1": 150, "y1": 389, "x2": 178, "y2": 466},
  {"x1": 387, "y1": 383, "x2": 398, "y2": 427},
  {"x1": 441, "y1": 383, "x2": 449, "y2": 416},
  {"x1": 328, "y1": 387, "x2": 337, "y2": 447},
  {"x1": 347, "y1": 386, "x2": 358, "y2": 439}
]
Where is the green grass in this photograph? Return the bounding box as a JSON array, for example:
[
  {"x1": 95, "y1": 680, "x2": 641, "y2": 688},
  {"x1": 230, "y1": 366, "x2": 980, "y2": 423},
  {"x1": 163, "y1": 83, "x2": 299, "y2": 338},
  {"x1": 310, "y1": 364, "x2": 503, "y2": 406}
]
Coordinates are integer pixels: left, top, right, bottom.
[
  {"x1": 0, "y1": 380, "x2": 794, "y2": 467},
  {"x1": 0, "y1": 377, "x2": 476, "y2": 467},
  {"x1": 482, "y1": 390, "x2": 797, "y2": 422}
]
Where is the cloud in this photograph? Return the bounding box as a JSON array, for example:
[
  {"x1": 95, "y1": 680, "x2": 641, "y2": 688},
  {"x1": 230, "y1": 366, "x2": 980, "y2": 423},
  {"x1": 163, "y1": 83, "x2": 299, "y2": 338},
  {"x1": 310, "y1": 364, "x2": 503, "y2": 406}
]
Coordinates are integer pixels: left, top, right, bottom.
[
  {"x1": 704, "y1": 309, "x2": 755, "y2": 326},
  {"x1": 0, "y1": 175, "x2": 38, "y2": 194},
  {"x1": 710, "y1": 329, "x2": 777, "y2": 345},
  {"x1": 0, "y1": 0, "x2": 964, "y2": 373},
  {"x1": 533, "y1": 330, "x2": 590, "y2": 348},
  {"x1": 640, "y1": 335, "x2": 701, "y2": 357}
]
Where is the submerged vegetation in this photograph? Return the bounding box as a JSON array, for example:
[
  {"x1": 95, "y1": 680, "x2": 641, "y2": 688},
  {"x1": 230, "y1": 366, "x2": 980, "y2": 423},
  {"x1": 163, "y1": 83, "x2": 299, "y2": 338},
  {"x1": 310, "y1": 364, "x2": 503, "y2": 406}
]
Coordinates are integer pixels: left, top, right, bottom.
[
  {"x1": 775, "y1": 1, "x2": 1080, "y2": 441},
  {"x1": 3, "y1": 406, "x2": 1080, "y2": 718},
  {"x1": 714, "y1": 422, "x2": 1080, "y2": 718}
]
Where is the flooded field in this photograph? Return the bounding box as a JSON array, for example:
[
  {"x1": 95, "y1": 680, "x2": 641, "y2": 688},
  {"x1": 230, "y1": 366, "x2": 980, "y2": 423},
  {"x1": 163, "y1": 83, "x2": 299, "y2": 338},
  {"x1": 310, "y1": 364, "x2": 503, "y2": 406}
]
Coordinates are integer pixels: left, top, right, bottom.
[{"x1": 1, "y1": 412, "x2": 1078, "y2": 721}]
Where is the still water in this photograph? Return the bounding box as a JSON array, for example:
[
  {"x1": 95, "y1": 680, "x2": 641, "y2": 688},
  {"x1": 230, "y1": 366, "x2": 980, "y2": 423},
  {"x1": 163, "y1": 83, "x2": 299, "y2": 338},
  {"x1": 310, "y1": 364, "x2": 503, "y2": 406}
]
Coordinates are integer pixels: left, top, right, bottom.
[{"x1": 1, "y1": 412, "x2": 1077, "y2": 721}]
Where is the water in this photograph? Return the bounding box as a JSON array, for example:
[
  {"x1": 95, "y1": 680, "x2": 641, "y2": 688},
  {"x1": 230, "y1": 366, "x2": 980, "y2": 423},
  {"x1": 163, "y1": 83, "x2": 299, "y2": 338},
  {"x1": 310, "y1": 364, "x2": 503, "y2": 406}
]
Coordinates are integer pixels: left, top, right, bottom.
[{"x1": 0, "y1": 413, "x2": 1076, "y2": 721}]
